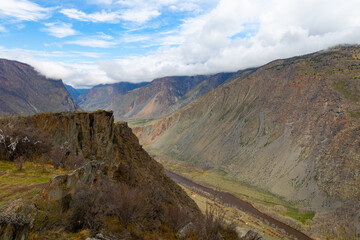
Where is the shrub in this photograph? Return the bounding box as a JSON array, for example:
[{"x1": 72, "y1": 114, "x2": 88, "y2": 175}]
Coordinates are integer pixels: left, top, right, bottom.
[
  {"x1": 100, "y1": 182, "x2": 148, "y2": 228},
  {"x1": 165, "y1": 204, "x2": 190, "y2": 232},
  {"x1": 67, "y1": 185, "x2": 101, "y2": 233}
]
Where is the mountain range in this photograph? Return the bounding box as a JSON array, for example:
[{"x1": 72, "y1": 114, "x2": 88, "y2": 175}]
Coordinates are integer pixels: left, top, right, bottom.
[
  {"x1": 76, "y1": 81, "x2": 149, "y2": 111},
  {"x1": 132, "y1": 45, "x2": 360, "y2": 238},
  {"x1": 72, "y1": 73, "x2": 236, "y2": 120}
]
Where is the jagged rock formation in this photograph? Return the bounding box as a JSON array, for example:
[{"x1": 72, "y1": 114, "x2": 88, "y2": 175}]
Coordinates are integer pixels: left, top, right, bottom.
[
  {"x1": 77, "y1": 82, "x2": 148, "y2": 110},
  {"x1": 0, "y1": 59, "x2": 79, "y2": 117},
  {"x1": 0, "y1": 110, "x2": 202, "y2": 239},
  {"x1": 134, "y1": 45, "x2": 360, "y2": 238},
  {"x1": 0, "y1": 110, "x2": 197, "y2": 210}
]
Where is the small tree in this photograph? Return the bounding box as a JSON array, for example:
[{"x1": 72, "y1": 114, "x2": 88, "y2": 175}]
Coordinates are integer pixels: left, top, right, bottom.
[{"x1": 15, "y1": 156, "x2": 24, "y2": 171}]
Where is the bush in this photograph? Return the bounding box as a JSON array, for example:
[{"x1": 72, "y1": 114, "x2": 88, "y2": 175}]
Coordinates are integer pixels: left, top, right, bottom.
[
  {"x1": 67, "y1": 185, "x2": 101, "y2": 232},
  {"x1": 165, "y1": 204, "x2": 190, "y2": 232},
  {"x1": 100, "y1": 182, "x2": 148, "y2": 228}
]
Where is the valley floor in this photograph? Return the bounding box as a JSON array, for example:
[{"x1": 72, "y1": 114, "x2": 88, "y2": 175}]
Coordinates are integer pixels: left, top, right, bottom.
[{"x1": 148, "y1": 151, "x2": 319, "y2": 239}]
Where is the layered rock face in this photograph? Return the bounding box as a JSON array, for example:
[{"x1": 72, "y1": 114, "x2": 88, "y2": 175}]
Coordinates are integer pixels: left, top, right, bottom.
[
  {"x1": 134, "y1": 46, "x2": 360, "y2": 235},
  {"x1": 0, "y1": 59, "x2": 79, "y2": 117}
]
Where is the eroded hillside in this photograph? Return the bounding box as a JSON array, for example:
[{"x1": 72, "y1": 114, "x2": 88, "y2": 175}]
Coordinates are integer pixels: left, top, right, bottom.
[{"x1": 133, "y1": 45, "x2": 360, "y2": 239}]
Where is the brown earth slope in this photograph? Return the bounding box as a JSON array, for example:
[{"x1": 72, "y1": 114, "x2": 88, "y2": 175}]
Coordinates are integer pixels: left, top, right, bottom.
[
  {"x1": 0, "y1": 59, "x2": 79, "y2": 117},
  {"x1": 134, "y1": 45, "x2": 360, "y2": 238}
]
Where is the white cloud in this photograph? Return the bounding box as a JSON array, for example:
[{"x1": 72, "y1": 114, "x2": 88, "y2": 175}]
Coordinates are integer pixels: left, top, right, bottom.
[
  {"x1": 95, "y1": 0, "x2": 360, "y2": 83},
  {"x1": 120, "y1": 8, "x2": 160, "y2": 23},
  {"x1": 0, "y1": 0, "x2": 51, "y2": 21},
  {"x1": 67, "y1": 33, "x2": 117, "y2": 48},
  {"x1": 3, "y1": 0, "x2": 360, "y2": 87},
  {"x1": 60, "y1": 8, "x2": 160, "y2": 24},
  {"x1": 60, "y1": 9, "x2": 122, "y2": 23},
  {"x1": 60, "y1": 0, "x2": 213, "y2": 24},
  {"x1": 43, "y1": 22, "x2": 77, "y2": 38}
]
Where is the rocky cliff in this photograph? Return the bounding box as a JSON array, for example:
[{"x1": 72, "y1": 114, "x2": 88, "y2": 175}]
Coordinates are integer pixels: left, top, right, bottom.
[
  {"x1": 0, "y1": 110, "x2": 197, "y2": 208},
  {"x1": 0, "y1": 59, "x2": 79, "y2": 117},
  {"x1": 134, "y1": 45, "x2": 360, "y2": 238},
  {"x1": 0, "y1": 111, "x2": 203, "y2": 239}
]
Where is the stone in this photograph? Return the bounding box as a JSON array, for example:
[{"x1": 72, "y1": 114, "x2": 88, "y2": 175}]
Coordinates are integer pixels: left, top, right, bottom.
[{"x1": 176, "y1": 222, "x2": 194, "y2": 239}]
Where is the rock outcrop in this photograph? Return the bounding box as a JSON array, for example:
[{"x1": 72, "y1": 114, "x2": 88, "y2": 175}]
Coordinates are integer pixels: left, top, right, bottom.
[
  {"x1": 0, "y1": 110, "x2": 198, "y2": 211},
  {"x1": 43, "y1": 161, "x2": 108, "y2": 202},
  {"x1": 0, "y1": 110, "x2": 201, "y2": 239}
]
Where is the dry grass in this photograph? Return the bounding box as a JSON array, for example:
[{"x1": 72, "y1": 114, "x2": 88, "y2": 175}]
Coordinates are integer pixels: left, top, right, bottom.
[{"x1": 0, "y1": 160, "x2": 66, "y2": 207}]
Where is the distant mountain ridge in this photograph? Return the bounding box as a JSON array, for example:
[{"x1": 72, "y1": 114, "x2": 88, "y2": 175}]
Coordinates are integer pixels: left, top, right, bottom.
[
  {"x1": 76, "y1": 73, "x2": 236, "y2": 120},
  {"x1": 76, "y1": 73, "x2": 234, "y2": 120},
  {"x1": 77, "y1": 81, "x2": 149, "y2": 110},
  {"x1": 64, "y1": 84, "x2": 88, "y2": 101},
  {"x1": 0, "y1": 59, "x2": 79, "y2": 117}
]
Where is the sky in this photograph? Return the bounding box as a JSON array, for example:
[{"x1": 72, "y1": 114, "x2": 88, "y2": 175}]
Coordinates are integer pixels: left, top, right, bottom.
[{"x1": 0, "y1": 0, "x2": 360, "y2": 88}]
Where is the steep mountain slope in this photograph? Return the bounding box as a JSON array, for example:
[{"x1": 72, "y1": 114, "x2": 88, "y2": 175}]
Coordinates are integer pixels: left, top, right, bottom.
[
  {"x1": 0, "y1": 59, "x2": 79, "y2": 116},
  {"x1": 105, "y1": 73, "x2": 234, "y2": 120},
  {"x1": 64, "y1": 84, "x2": 88, "y2": 101},
  {"x1": 0, "y1": 111, "x2": 202, "y2": 239},
  {"x1": 77, "y1": 82, "x2": 148, "y2": 110},
  {"x1": 134, "y1": 46, "x2": 360, "y2": 238}
]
